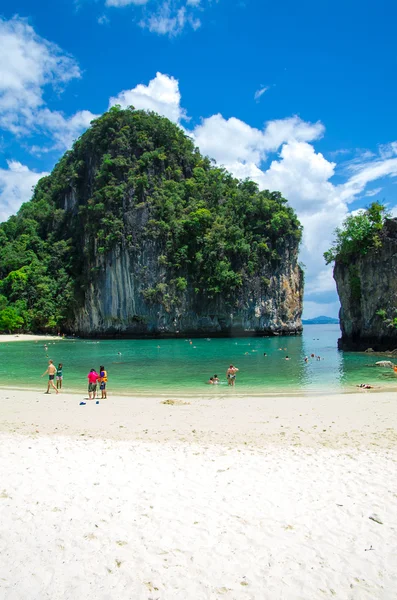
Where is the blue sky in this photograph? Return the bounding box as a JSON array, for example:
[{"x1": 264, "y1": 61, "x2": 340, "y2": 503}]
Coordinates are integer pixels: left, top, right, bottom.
[{"x1": 1, "y1": 0, "x2": 396, "y2": 318}]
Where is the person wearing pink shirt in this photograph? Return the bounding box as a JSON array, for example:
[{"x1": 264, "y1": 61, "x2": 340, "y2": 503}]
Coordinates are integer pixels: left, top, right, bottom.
[{"x1": 87, "y1": 368, "x2": 99, "y2": 400}]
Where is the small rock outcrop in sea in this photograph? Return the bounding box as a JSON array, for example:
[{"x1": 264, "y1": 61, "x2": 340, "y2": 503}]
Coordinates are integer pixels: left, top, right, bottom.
[
  {"x1": 0, "y1": 107, "x2": 303, "y2": 337},
  {"x1": 334, "y1": 218, "x2": 397, "y2": 351}
]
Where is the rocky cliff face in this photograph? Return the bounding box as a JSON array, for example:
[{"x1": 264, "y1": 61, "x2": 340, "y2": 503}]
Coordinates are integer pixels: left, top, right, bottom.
[
  {"x1": 334, "y1": 218, "x2": 397, "y2": 350},
  {"x1": 72, "y1": 232, "x2": 303, "y2": 338}
]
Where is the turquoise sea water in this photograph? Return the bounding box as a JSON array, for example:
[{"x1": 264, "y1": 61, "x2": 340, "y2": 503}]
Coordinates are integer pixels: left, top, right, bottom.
[{"x1": 1, "y1": 325, "x2": 396, "y2": 395}]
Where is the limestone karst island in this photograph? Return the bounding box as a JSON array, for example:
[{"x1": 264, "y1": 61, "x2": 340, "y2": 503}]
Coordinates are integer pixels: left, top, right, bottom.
[
  {"x1": 325, "y1": 203, "x2": 397, "y2": 351},
  {"x1": 0, "y1": 108, "x2": 303, "y2": 337}
]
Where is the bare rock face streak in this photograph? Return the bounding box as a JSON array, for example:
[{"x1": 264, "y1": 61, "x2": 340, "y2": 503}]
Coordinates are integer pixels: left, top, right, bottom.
[{"x1": 73, "y1": 235, "x2": 303, "y2": 337}]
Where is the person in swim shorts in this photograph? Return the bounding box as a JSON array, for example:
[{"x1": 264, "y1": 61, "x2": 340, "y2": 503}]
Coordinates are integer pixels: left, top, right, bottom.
[
  {"x1": 42, "y1": 359, "x2": 59, "y2": 394},
  {"x1": 226, "y1": 365, "x2": 239, "y2": 386},
  {"x1": 56, "y1": 363, "x2": 63, "y2": 390},
  {"x1": 87, "y1": 369, "x2": 99, "y2": 400}
]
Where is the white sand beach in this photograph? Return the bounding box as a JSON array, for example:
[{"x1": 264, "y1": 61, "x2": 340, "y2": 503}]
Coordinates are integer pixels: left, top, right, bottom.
[
  {"x1": 1, "y1": 389, "x2": 396, "y2": 599},
  {"x1": 0, "y1": 334, "x2": 61, "y2": 343}
]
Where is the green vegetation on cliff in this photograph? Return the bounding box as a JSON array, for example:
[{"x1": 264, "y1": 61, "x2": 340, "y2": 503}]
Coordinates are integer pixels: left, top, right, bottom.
[
  {"x1": 0, "y1": 106, "x2": 302, "y2": 333},
  {"x1": 324, "y1": 202, "x2": 388, "y2": 265}
]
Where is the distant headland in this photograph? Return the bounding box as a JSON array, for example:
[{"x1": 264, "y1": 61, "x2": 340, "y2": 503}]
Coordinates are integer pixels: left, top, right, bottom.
[{"x1": 302, "y1": 316, "x2": 339, "y2": 325}]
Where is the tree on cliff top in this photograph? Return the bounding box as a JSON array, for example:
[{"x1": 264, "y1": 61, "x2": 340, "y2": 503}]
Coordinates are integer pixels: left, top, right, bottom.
[
  {"x1": 324, "y1": 202, "x2": 389, "y2": 265},
  {"x1": 0, "y1": 106, "x2": 302, "y2": 333}
]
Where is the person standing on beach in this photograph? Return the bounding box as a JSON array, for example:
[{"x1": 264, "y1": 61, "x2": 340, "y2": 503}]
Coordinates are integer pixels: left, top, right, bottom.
[
  {"x1": 98, "y1": 365, "x2": 107, "y2": 399},
  {"x1": 42, "y1": 360, "x2": 59, "y2": 394},
  {"x1": 56, "y1": 363, "x2": 63, "y2": 390},
  {"x1": 226, "y1": 365, "x2": 239, "y2": 386},
  {"x1": 87, "y1": 369, "x2": 99, "y2": 400}
]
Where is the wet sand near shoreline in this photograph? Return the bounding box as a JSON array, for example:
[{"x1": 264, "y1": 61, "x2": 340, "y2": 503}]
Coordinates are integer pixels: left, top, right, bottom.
[{"x1": 0, "y1": 388, "x2": 396, "y2": 447}]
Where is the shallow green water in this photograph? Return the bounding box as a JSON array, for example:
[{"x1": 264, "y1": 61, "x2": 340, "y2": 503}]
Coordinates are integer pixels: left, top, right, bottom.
[{"x1": 0, "y1": 325, "x2": 395, "y2": 395}]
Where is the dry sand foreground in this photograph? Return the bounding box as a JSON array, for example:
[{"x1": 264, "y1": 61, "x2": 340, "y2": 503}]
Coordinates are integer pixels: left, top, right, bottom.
[{"x1": 0, "y1": 389, "x2": 397, "y2": 600}]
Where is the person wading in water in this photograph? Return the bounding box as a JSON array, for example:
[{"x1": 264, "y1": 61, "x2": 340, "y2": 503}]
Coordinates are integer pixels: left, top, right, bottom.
[{"x1": 226, "y1": 365, "x2": 239, "y2": 386}]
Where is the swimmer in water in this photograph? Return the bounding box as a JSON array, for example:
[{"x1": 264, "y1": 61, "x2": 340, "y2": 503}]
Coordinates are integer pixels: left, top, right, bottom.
[
  {"x1": 206, "y1": 377, "x2": 214, "y2": 385},
  {"x1": 213, "y1": 374, "x2": 219, "y2": 384},
  {"x1": 285, "y1": 356, "x2": 290, "y2": 360}
]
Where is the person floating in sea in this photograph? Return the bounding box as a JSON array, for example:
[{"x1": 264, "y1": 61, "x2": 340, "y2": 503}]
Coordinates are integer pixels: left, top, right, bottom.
[
  {"x1": 226, "y1": 365, "x2": 239, "y2": 386},
  {"x1": 213, "y1": 374, "x2": 219, "y2": 384},
  {"x1": 87, "y1": 368, "x2": 99, "y2": 400},
  {"x1": 56, "y1": 363, "x2": 63, "y2": 390},
  {"x1": 304, "y1": 356, "x2": 308, "y2": 363},
  {"x1": 357, "y1": 383, "x2": 373, "y2": 389},
  {"x1": 42, "y1": 359, "x2": 59, "y2": 394},
  {"x1": 285, "y1": 356, "x2": 290, "y2": 360},
  {"x1": 206, "y1": 377, "x2": 215, "y2": 384},
  {"x1": 98, "y1": 365, "x2": 108, "y2": 399}
]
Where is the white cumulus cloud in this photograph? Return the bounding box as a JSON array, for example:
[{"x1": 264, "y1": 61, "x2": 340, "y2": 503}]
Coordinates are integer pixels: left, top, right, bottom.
[
  {"x1": 0, "y1": 17, "x2": 97, "y2": 150},
  {"x1": 0, "y1": 161, "x2": 48, "y2": 223},
  {"x1": 109, "y1": 72, "x2": 186, "y2": 123},
  {"x1": 192, "y1": 114, "x2": 324, "y2": 166},
  {"x1": 0, "y1": 17, "x2": 80, "y2": 119}
]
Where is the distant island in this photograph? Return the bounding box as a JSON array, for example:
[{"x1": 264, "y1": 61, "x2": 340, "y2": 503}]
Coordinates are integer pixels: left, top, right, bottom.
[{"x1": 302, "y1": 316, "x2": 339, "y2": 325}]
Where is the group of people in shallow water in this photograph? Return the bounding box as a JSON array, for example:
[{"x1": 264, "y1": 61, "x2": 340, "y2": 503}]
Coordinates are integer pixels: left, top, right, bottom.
[
  {"x1": 207, "y1": 365, "x2": 239, "y2": 386},
  {"x1": 205, "y1": 352, "x2": 328, "y2": 387},
  {"x1": 41, "y1": 359, "x2": 108, "y2": 401}
]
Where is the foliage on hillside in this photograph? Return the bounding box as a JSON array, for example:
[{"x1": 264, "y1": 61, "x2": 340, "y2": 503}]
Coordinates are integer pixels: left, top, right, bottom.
[
  {"x1": 324, "y1": 202, "x2": 389, "y2": 265},
  {"x1": 0, "y1": 106, "x2": 302, "y2": 332}
]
